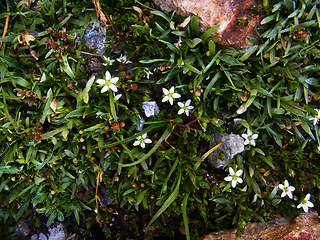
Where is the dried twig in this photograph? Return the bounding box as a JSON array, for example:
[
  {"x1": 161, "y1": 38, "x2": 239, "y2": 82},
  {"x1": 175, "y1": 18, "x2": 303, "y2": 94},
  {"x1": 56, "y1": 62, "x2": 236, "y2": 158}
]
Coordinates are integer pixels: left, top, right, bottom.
[
  {"x1": 0, "y1": 0, "x2": 10, "y2": 48},
  {"x1": 92, "y1": 0, "x2": 116, "y2": 33}
]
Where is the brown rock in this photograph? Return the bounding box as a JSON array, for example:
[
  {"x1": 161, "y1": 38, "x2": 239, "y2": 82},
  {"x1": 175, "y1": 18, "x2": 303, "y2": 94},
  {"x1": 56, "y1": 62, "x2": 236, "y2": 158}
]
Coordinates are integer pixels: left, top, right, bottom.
[
  {"x1": 154, "y1": 0, "x2": 262, "y2": 48},
  {"x1": 199, "y1": 212, "x2": 320, "y2": 240}
]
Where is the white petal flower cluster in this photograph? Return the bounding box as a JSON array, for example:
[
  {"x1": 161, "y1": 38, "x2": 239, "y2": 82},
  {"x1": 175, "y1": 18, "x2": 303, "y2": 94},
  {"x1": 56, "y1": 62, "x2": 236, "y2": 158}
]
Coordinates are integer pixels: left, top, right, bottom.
[
  {"x1": 242, "y1": 129, "x2": 258, "y2": 146},
  {"x1": 297, "y1": 193, "x2": 314, "y2": 212},
  {"x1": 278, "y1": 180, "x2": 295, "y2": 199},
  {"x1": 102, "y1": 56, "x2": 115, "y2": 66},
  {"x1": 162, "y1": 86, "x2": 181, "y2": 105},
  {"x1": 177, "y1": 99, "x2": 194, "y2": 116},
  {"x1": 133, "y1": 133, "x2": 152, "y2": 148},
  {"x1": 224, "y1": 167, "x2": 243, "y2": 188},
  {"x1": 275, "y1": 180, "x2": 314, "y2": 212},
  {"x1": 96, "y1": 71, "x2": 119, "y2": 93},
  {"x1": 116, "y1": 54, "x2": 132, "y2": 64}
]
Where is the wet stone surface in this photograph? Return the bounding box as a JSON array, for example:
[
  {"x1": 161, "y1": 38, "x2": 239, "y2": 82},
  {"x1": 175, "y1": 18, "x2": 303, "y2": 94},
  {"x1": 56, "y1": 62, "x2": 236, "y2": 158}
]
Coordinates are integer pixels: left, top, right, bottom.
[
  {"x1": 154, "y1": 0, "x2": 262, "y2": 49},
  {"x1": 208, "y1": 133, "x2": 245, "y2": 168}
]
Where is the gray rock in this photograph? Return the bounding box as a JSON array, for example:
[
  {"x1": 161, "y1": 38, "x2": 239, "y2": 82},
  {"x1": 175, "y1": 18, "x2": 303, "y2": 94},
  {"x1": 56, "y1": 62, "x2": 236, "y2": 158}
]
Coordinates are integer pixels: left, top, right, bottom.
[
  {"x1": 142, "y1": 101, "x2": 160, "y2": 117},
  {"x1": 83, "y1": 25, "x2": 106, "y2": 55},
  {"x1": 48, "y1": 223, "x2": 65, "y2": 240},
  {"x1": 208, "y1": 133, "x2": 245, "y2": 168},
  {"x1": 15, "y1": 218, "x2": 30, "y2": 237}
]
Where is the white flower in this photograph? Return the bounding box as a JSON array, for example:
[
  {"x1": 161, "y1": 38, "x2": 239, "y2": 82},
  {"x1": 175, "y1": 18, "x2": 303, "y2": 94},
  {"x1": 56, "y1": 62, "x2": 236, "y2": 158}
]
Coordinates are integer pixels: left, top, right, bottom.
[
  {"x1": 133, "y1": 133, "x2": 152, "y2": 148},
  {"x1": 162, "y1": 86, "x2": 181, "y2": 105},
  {"x1": 224, "y1": 167, "x2": 243, "y2": 188},
  {"x1": 174, "y1": 36, "x2": 182, "y2": 47},
  {"x1": 145, "y1": 68, "x2": 153, "y2": 79},
  {"x1": 116, "y1": 54, "x2": 132, "y2": 64},
  {"x1": 242, "y1": 129, "x2": 258, "y2": 146},
  {"x1": 278, "y1": 180, "x2": 295, "y2": 199},
  {"x1": 177, "y1": 99, "x2": 194, "y2": 116},
  {"x1": 309, "y1": 109, "x2": 320, "y2": 125},
  {"x1": 297, "y1": 193, "x2": 314, "y2": 212},
  {"x1": 102, "y1": 56, "x2": 115, "y2": 66},
  {"x1": 96, "y1": 71, "x2": 119, "y2": 93}
]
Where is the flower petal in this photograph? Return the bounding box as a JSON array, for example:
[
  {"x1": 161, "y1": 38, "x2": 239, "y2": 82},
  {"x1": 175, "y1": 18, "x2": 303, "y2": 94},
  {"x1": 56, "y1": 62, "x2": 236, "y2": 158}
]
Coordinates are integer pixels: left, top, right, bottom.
[
  {"x1": 307, "y1": 201, "x2": 314, "y2": 208},
  {"x1": 305, "y1": 193, "x2": 311, "y2": 201},
  {"x1": 105, "y1": 71, "x2": 111, "y2": 80},
  {"x1": 172, "y1": 93, "x2": 181, "y2": 99},
  {"x1": 224, "y1": 176, "x2": 232, "y2": 182},
  {"x1": 284, "y1": 180, "x2": 289, "y2": 187},
  {"x1": 101, "y1": 85, "x2": 109, "y2": 93},
  {"x1": 133, "y1": 141, "x2": 140, "y2": 146},
  {"x1": 237, "y1": 178, "x2": 243, "y2": 184},
  {"x1": 252, "y1": 134, "x2": 258, "y2": 139},
  {"x1": 169, "y1": 86, "x2": 175, "y2": 93},
  {"x1": 169, "y1": 97, "x2": 174, "y2": 105},
  {"x1": 109, "y1": 84, "x2": 118, "y2": 92},
  {"x1": 110, "y1": 77, "x2": 119, "y2": 83},
  {"x1": 236, "y1": 170, "x2": 243, "y2": 176},
  {"x1": 140, "y1": 142, "x2": 145, "y2": 148},
  {"x1": 185, "y1": 99, "x2": 191, "y2": 106},
  {"x1": 229, "y1": 167, "x2": 235, "y2": 175},
  {"x1": 231, "y1": 180, "x2": 237, "y2": 188},
  {"x1": 97, "y1": 79, "x2": 106, "y2": 85},
  {"x1": 162, "y1": 96, "x2": 169, "y2": 103},
  {"x1": 177, "y1": 102, "x2": 184, "y2": 108},
  {"x1": 163, "y1": 88, "x2": 169, "y2": 95},
  {"x1": 144, "y1": 139, "x2": 152, "y2": 144},
  {"x1": 178, "y1": 109, "x2": 184, "y2": 115}
]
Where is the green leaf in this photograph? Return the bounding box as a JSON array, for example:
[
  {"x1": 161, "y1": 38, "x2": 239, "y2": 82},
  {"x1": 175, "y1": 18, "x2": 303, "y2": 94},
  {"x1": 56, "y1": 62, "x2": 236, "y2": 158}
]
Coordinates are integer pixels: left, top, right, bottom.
[
  {"x1": 204, "y1": 72, "x2": 220, "y2": 98},
  {"x1": 139, "y1": 58, "x2": 168, "y2": 64},
  {"x1": 184, "y1": 62, "x2": 201, "y2": 75},
  {"x1": 83, "y1": 76, "x2": 95, "y2": 104},
  {"x1": 151, "y1": 10, "x2": 171, "y2": 22},
  {"x1": 41, "y1": 126, "x2": 68, "y2": 140},
  {"x1": 158, "y1": 39, "x2": 180, "y2": 54},
  {"x1": 219, "y1": 55, "x2": 245, "y2": 66},
  {"x1": 109, "y1": 91, "x2": 118, "y2": 120},
  {"x1": 9, "y1": 183, "x2": 36, "y2": 203},
  {"x1": 261, "y1": 14, "x2": 276, "y2": 24},
  {"x1": 120, "y1": 124, "x2": 171, "y2": 167},
  {"x1": 99, "y1": 122, "x2": 167, "y2": 149},
  {"x1": 190, "y1": 15, "x2": 200, "y2": 36},
  {"x1": 40, "y1": 88, "x2": 53, "y2": 124},
  {"x1": 182, "y1": 193, "x2": 190, "y2": 240},
  {"x1": 146, "y1": 173, "x2": 181, "y2": 233},
  {"x1": 239, "y1": 45, "x2": 258, "y2": 62},
  {"x1": 200, "y1": 24, "x2": 219, "y2": 41},
  {"x1": 64, "y1": 108, "x2": 83, "y2": 118},
  {"x1": 136, "y1": 189, "x2": 148, "y2": 205},
  {"x1": 281, "y1": 100, "x2": 305, "y2": 117},
  {"x1": 202, "y1": 50, "x2": 221, "y2": 74},
  {"x1": 55, "y1": 13, "x2": 72, "y2": 29}
]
